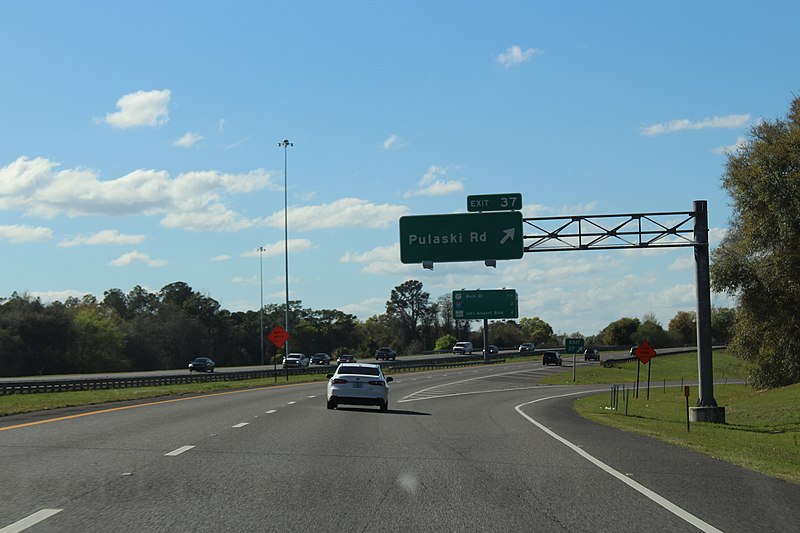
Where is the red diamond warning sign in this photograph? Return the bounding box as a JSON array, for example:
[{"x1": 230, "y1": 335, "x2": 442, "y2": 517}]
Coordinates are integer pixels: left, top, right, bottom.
[
  {"x1": 267, "y1": 325, "x2": 290, "y2": 348},
  {"x1": 634, "y1": 341, "x2": 656, "y2": 365}
]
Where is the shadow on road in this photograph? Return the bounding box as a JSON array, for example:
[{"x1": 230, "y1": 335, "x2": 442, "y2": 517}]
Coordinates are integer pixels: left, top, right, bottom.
[{"x1": 332, "y1": 407, "x2": 430, "y2": 416}]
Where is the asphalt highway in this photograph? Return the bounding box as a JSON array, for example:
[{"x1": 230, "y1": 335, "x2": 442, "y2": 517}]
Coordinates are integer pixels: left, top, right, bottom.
[{"x1": 2, "y1": 360, "x2": 797, "y2": 532}]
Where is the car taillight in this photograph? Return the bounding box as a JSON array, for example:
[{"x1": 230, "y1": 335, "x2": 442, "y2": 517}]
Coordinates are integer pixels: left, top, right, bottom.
[
  {"x1": 368, "y1": 380, "x2": 386, "y2": 387},
  {"x1": 332, "y1": 378, "x2": 348, "y2": 384}
]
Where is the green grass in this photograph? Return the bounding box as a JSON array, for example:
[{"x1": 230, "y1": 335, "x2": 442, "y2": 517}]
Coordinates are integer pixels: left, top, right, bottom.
[
  {"x1": 538, "y1": 351, "x2": 800, "y2": 484},
  {"x1": 574, "y1": 383, "x2": 800, "y2": 484},
  {"x1": 0, "y1": 373, "x2": 330, "y2": 417},
  {"x1": 539, "y1": 350, "x2": 745, "y2": 385}
]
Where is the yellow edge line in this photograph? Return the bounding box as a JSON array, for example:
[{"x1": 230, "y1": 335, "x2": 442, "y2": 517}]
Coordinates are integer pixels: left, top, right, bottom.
[{"x1": 0, "y1": 382, "x2": 308, "y2": 432}]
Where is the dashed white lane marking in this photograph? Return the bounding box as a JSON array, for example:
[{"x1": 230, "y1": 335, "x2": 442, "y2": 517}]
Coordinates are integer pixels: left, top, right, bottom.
[
  {"x1": 266, "y1": 410, "x2": 277, "y2": 414},
  {"x1": 232, "y1": 423, "x2": 249, "y2": 428},
  {"x1": 287, "y1": 401, "x2": 297, "y2": 405},
  {"x1": 308, "y1": 395, "x2": 316, "y2": 399},
  {"x1": 165, "y1": 445, "x2": 195, "y2": 456},
  {"x1": 0, "y1": 509, "x2": 63, "y2": 533},
  {"x1": 515, "y1": 391, "x2": 723, "y2": 533}
]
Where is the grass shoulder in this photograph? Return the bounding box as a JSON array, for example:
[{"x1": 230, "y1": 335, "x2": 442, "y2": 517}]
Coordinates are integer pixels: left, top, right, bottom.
[{"x1": 538, "y1": 350, "x2": 798, "y2": 484}]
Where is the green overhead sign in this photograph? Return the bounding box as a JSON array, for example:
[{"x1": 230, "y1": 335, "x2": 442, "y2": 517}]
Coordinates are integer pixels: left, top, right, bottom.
[
  {"x1": 452, "y1": 289, "x2": 519, "y2": 320},
  {"x1": 399, "y1": 211, "x2": 523, "y2": 264},
  {"x1": 467, "y1": 193, "x2": 523, "y2": 212}
]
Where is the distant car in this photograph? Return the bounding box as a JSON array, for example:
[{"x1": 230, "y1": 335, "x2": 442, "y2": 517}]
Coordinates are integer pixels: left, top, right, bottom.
[
  {"x1": 584, "y1": 349, "x2": 600, "y2": 361},
  {"x1": 283, "y1": 353, "x2": 310, "y2": 368},
  {"x1": 630, "y1": 346, "x2": 637, "y2": 356},
  {"x1": 337, "y1": 354, "x2": 356, "y2": 364},
  {"x1": 375, "y1": 347, "x2": 397, "y2": 361},
  {"x1": 519, "y1": 343, "x2": 536, "y2": 353},
  {"x1": 188, "y1": 357, "x2": 215, "y2": 372},
  {"x1": 311, "y1": 353, "x2": 331, "y2": 365},
  {"x1": 452, "y1": 341, "x2": 473, "y2": 355},
  {"x1": 542, "y1": 351, "x2": 562, "y2": 366},
  {"x1": 326, "y1": 363, "x2": 393, "y2": 411},
  {"x1": 484, "y1": 345, "x2": 499, "y2": 356}
]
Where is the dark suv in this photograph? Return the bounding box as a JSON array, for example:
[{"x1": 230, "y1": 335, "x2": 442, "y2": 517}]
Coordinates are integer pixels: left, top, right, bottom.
[
  {"x1": 375, "y1": 347, "x2": 396, "y2": 360},
  {"x1": 542, "y1": 351, "x2": 562, "y2": 366},
  {"x1": 584, "y1": 349, "x2": 600, "y2": 361}
]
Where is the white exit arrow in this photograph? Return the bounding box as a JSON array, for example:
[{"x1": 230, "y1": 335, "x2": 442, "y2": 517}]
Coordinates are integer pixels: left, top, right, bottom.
[{"x1": 499, "y1": 228, "x2": 515, "y2": 244}]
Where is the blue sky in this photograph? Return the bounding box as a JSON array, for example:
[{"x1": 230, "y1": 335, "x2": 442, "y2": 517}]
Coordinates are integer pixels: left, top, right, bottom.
[{"x1": 1, "y1": 1, "x2": 798, "y2": 336}]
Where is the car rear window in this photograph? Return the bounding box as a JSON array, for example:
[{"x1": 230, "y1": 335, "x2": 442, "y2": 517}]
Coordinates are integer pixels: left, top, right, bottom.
[{"x1": 337, "y1": 365, "x2": 379, "y2": 376}]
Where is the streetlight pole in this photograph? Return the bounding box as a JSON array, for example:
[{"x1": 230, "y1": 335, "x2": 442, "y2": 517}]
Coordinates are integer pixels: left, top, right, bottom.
[
  {"x1": 279, "y1": 139, "x2": 292, "y2": 361},
  {"x1": 258, "y1": 246, "x2": 265, "y2": 366}
]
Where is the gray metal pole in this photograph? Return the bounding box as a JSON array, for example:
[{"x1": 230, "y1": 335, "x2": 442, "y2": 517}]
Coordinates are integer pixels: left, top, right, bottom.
[
  {"x1": 483, "y1": 319, "x2": 488, "y2": 362},
  {"x1": 280, "y1": 140, "x2": 292, "y2": 359},
  {"x1": 259, "y1": 246, "x2": 264, "y2": 366},
  {"x1": 694, "y1": 200, "x2": 717, "y2": 407}
]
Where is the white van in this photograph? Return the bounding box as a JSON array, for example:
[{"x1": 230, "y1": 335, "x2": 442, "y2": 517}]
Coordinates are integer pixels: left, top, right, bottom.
[{"x1": 452, "y1": 341, "x2": 473, "y2": 355}]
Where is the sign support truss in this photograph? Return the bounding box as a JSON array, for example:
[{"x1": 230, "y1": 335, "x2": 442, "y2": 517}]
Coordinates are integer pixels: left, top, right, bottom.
[
  {"x1": 522, "y1": 210, "x2": 696, "y2": 252},
  {"x1": 522, "y1": 201, "x2": 724, "y2": 421}
]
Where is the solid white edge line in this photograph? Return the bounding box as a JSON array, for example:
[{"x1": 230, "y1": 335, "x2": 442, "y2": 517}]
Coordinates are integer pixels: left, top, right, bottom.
[
  {"x1": 0, "y1": 509, "x2": 62, "y2": 533},
  {"x1": 165, "y1": 445, "x2": 195, "y2": 456},
  {"x1": 514, "y1": 391, "x2": 723, "y2": 533}
]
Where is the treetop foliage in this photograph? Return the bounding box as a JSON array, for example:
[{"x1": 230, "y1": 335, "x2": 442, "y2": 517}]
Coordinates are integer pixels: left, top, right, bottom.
[{"x1": 711, "y1": 94, "x2": 800, "y2": 388}]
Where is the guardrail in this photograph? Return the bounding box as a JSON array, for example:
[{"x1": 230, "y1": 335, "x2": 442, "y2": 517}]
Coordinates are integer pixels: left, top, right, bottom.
[{"x1": 0, "y1": 356, "x2": 506, "y2": 395}]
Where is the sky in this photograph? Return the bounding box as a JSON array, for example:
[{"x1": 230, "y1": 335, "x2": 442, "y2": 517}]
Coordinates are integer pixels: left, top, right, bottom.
[{"x1": 1, "y1": 1, "x2": 799, "y2": 337}]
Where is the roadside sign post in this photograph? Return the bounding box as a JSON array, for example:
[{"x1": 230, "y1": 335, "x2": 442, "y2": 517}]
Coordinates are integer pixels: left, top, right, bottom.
[
  {"x1": 564, "y1": 338, "x2": 585, "y2": 382},
  {"x1": 684, "y1": 386, "x2": 691, "y2": 432},
  {"x1": 633, "y1": 341, "x2": 657, "y2": 399},
  {"x1": 267, "y1": 325, "x2": 291, "y2": 382},
  {"x1": 453, "y1": 289, "x2": 518, "y2": 364}
]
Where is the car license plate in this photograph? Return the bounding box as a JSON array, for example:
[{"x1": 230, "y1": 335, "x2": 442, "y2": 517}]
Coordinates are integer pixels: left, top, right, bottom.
[{"x1": 353, "y1": 382, "x2": 362, "y2": 388}]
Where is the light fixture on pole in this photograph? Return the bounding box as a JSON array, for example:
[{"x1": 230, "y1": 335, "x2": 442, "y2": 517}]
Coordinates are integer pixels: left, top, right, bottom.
[
  {"x1": 257, "y1": 246, "x2": 265, "y2": 366},
  {"x1": 278, "y1": 139, "x2": 293, "y2": 360}
]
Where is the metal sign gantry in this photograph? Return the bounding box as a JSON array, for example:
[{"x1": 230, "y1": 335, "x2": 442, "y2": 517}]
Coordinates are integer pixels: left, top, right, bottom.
[{"x1": 522, "y1": 200, "x2": 723, "y2": 420}]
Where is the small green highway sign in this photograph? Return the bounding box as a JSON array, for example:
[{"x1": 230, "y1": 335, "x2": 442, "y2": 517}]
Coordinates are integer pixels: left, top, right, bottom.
[
  {"x1": 564, "y1": 338, "x2": 585, "y2": 354},
  {"x1": 399, "y1": 211, "x2": 523, "y2": 264},
  {"x1": 467, "y1": 193, "x2": 523, "y2": 212},
  {"x1": 452, "y1": 289, "x2": 518, "y2": 320}
]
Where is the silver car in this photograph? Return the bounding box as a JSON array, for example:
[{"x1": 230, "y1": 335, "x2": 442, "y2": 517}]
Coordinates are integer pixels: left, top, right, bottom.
[
  {"x1": 283, "y1": 353, "x2": 310, "y2": 368},
  {"x1": 326, "y1": 363, "x2": 392, "y2": 411}
]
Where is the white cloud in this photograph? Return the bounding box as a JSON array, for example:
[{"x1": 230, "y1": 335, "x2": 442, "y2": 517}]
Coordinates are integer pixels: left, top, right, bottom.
[
  {"x1": 261, "y1": 198, "x2": 408, "y2": 231},
  {"x1": 713, "y1": 136, "x2": 748, "y2": 155},
  {"x1": 0, "y1": 156, "x2": 279, "y2": 232},
  {"x1": 211, "y1": 254, "x2": 231, "y2": 262},
  {"x1": 641, "y1": 113, "x2": 750, "y2": 137},
  {"x1": 217, "y1": 119, "x2": 225, "y2": 133},
  {"x1": 242, "y1": 239, "x2": 314, "y2": 258},
  {"x1": 0, "y1": 224, "x2": 53, "y2": 242},
  {"x1": 341, "y1": 243, "x2": 415, "y2": 274},
  {"x1": 103, "y1": 89, "x2": 171, "y2": 128},
  {"x1": 383, "y1": 133, "x2": 406, "y2": 150},
  {"x1": 29, "y1": 289, "x2": 89, "y2": 303},
  {"x1": 58, "y1": 229, "x2": 145, "y2": 247},
  {"x1": 668, "y1": 255, "x2": 694, "y2": 271},
  {"x1": 404, "y1": 165, "x2": 464, "y2": 198},
  {"x1": 174, "y1": 132, "x2": 203, "y2": 148},
  {"x1": 109, "y1": 251, "x2": 166, "y2": 267},
  {"x1": 232, "y1": 275, "x2": 259, "y2": 286},
  {"x1": 496, "y1": 45, "x2": 544, "y2": 68}
]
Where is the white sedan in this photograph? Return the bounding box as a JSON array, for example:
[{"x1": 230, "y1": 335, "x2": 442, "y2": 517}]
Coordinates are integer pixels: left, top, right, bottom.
[{"x1": 326, "y1": 363, "x2": 392, "y2": 412}]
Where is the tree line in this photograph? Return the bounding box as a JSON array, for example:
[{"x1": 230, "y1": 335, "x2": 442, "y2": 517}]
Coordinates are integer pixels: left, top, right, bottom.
[{"x1": 0, "y1": 277, "x2": 732, "y2": 378}]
